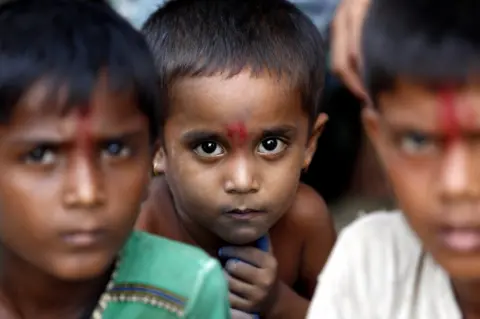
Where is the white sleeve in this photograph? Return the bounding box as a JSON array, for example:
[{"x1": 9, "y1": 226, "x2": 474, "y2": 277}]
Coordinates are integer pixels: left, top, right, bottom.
[{"x1": 307, "y1": 215, "x2": 384, "y2": 319}]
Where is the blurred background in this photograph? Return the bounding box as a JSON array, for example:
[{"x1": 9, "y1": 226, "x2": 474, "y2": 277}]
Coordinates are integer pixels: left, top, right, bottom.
[{"x1": 109, "y1": 0, "x2": 395, "y2": 230}]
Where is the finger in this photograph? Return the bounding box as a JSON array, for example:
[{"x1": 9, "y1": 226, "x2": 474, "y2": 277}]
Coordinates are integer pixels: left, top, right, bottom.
[
  {"x1": 220, "y1": 246, "x2": 270, "y2": 268},
  {"x1": 226, "y1": 272, "x2": 258, "y2": 300},
  {"x1": 231, "y1": 308, "x2": 254, "y2": 319},
  {"x1": 342, "y1": 62, "x2": 367, "y2": 99},
  {"x1": 226, "y1": 259, "x2": 276, "y2": 291},
  {"x1": 225, "y1": 259, "x2": 258, "y2": 284},
  {"x1": 346, "y1": 0, "x2": 369, "y2": 98},
  {"x1": 349, "y1": 0, "x2": 370, "y2": 62},
  {"x1": 330, "y1": 1, "x2": 350, "y2": 78},
  {"x1": 331, "y1": 0, "x2": 368, "y2": 99},
  {"x1": 229, "y1": 292, "x2": 254, "y2": 313}
]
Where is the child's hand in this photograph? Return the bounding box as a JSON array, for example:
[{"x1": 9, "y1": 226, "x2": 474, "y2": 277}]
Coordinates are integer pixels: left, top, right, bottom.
[
  {"x1": 231, "y1": 308, "x2": 255, "y2": 318},
  {"x1": 331, "y1": 0, "x2": 371, "y2": 99},
  {"x1": 220, "y1": 246, "x2": 279, "y2": 315}
]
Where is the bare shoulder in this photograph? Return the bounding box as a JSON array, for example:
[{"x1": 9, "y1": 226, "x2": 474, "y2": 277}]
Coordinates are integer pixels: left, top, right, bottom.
[
  {"x1": 136, "y1": 176, "x2": 173, "y2": 234},
  {"x1": 287, "y1": 183, "x2": 335, "y2": 236},
  {"x1": 274, "y1": 183, "x2": 336, "y2": 297}
]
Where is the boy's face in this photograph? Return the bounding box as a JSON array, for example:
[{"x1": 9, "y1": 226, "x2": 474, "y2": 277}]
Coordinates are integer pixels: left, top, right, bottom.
[
  {"x1": 365, "y1": 80, "x2": 480, "y2": 280},
  {"x1": 0, "y1": 78, "x2": 151, "y2": 280},
  {"x1": 156, "y1": 71, "x2": 326, "y2": 245}
]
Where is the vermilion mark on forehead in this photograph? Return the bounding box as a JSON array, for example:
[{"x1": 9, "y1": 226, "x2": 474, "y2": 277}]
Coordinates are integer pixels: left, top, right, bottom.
[
  {"x1": 76, "y1": 107, "x2": 93, "y2": 155},
  {"x1": 439, "y1": 88, "x2": 460, "y2": 141},
  {"x1": 226, "y1": 121, "x2": 248, "y2": 147}
]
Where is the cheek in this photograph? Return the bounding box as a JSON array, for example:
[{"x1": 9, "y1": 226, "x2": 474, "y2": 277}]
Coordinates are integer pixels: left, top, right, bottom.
[
  {"x1": 262, "y1": 160, "x2": 302, "y2": 209},
  {"x1": 383, "y1": 155, "x2": 435, "y2": 223},
  {"x1": 0, "y1": 175, "x2": 58, "y2": 265},
  {"x1": 106, "y1": 164, "x2": 151, "y2": 218},
  {"x1": 0, "y1": 170, "x2": 58, "y2": 223},
  {"x1": 165, "y1": 162, "x2": 219, "y2": 211}
]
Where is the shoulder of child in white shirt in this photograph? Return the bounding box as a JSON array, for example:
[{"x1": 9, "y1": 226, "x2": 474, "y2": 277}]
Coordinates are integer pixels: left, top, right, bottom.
[{"x1": 307, "y1": 210, "x2": 462, "y2": 319}]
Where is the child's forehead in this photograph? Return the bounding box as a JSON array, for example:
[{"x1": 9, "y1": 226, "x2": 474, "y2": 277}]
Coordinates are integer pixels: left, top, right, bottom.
[
  {"x1": 378, "y1": 79, "x2": 480, "y2": 127},
  {"x1": 168, "y1": 72, "x2": 302, "y2": 119},
  {"x1": 12, "y1": 77, "x2": 139, "y2": 121}
]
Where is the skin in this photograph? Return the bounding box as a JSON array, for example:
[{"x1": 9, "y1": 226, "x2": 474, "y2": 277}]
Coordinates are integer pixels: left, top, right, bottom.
[
  {"x1": 137, "y1": 71, "x2": 336, "y2": 318},
  {"x1": 0, "y1": 77, "x2": 151, "y2": 318},
  {"x1": 331, "y1": 0, "x2": 371, "y2": 99},
  {"x1": 363, "y1": 79, "x2": 480, "y2": 319}
]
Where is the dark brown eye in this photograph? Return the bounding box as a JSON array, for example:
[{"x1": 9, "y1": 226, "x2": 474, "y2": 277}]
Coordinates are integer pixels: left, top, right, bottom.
[
  {"x1": 193, "y1": 141, "x2": 224, "y2": 157},
  {"x1": 257, "y1": 138, "x2": 286, "y2": 154}
]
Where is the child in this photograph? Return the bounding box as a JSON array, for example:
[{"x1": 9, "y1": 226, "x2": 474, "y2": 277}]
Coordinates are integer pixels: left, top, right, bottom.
[
  {"x1": 308, "y1": 0, "x2": 480, "y2": 318},
  {"x1": 0, "y1": 0, "x2": 229, "y2": 318},
  {"x1": 136, "y1": 0, "x2": 337, "y2": 317}
]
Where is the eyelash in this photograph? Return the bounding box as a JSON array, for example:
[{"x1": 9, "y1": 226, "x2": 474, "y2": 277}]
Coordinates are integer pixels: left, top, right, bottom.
[
  {"x1": 191, "y1": 136, "x2": 290, "y2": 158},
  {"x1": 393, "y1": 131, "x2": 440, "y2": 155},
  {"x1": 21, "y1": 140, "x2": 132, "y2": 165}
]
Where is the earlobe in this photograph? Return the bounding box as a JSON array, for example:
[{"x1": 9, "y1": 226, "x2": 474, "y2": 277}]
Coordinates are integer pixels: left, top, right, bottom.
[
  {"x1": 152, "y1": 147, "x2": 166, "y2": 175},
  {"x1": 303, "y1": 113, "x2": 328, "y2": 170},
  {"x1": 362, "y1": 106, "x2": 381, "y2": 149}
]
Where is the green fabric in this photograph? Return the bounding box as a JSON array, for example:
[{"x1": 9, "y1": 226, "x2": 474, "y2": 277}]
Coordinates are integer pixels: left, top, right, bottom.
[{"x1": 102, "y1": 231, "x2": 231, "y2": 318}]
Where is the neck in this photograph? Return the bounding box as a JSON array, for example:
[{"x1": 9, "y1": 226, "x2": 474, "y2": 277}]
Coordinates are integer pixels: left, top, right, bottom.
[
  {"x1": 452, "y1": 279, "x2": 480, "y2": 318},
  {"x1": 0, "y1": 246, "x2": 111, "y2": 319}
]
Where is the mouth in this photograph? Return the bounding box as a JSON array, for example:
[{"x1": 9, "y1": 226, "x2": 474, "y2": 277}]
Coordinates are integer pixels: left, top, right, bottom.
[
  {"x1": 224, "y1": 208, "x2": 265, "y2": 221},
  {"x1": 439, "y1": 227, "x2": 480, "y2": 253},
  {"x1": 60, "y1": 229, "x2": 106, "y2": 248}
]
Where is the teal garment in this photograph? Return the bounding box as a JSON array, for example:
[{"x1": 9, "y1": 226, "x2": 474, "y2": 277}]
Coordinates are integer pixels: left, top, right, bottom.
[{"x1": 99, "y1": 231, "x2": 231, "y2": 318}]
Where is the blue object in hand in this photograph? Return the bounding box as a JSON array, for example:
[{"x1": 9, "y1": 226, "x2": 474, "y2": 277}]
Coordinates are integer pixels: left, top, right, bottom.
[{"x1": 224, "y1": 235, "x2": 269, "y2": 319}]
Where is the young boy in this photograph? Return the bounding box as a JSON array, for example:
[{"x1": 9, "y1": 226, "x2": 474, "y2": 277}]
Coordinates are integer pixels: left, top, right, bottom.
[
  {"x1": 136, "y1": 0, "x2": 337, "y2": 317},
  {"x1": 308, "y1": 0, "x2": 480, "y2": 318},
  {"x1": 0, "y1": 0, "x2": 229, "y2": 318}
]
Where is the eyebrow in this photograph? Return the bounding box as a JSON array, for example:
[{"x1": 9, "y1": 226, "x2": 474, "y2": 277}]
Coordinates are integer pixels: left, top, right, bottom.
[
  {"x1": 181, "y1": 131, "x2": 223, "y2": 144},
  {"x1": 6, "y1": 128, "x2": 146, "y2": 145},
  {"x1": 181, "y1": 124, "x2": 298, "y2": 144},
  {"x1": 260, "y1": 125, "x2": 297, "y2": 138}
]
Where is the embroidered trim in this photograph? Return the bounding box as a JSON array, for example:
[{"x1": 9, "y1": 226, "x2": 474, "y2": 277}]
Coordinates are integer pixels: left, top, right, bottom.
[
  {"x1": 91, "y1": 258, "x2": 121, "y2": 319},
  {"x1": 105, "y1": 283, "x2": 186, "y2": 316}
]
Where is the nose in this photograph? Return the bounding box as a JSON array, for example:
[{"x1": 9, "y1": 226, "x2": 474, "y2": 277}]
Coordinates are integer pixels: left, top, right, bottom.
[
  {"x1": 439, "y1": 141, "x2": 480, "y2": 202},
  {"x1": 63, "y1": 156, "x2": 105, "y2": 208},
  {"x1": 224, "y1": 155, "x2": 259, "y2": 194}
]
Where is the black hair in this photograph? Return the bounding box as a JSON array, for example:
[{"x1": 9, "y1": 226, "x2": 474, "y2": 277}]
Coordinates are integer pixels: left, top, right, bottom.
[
  {"x1": 362, "y1": 0, "x2": 480, "y2": 105},
  {"x1": 142, "y1": 0, "x2": 325, "y2": 128},
  {"x1": 0, "y1": 0, "x2": 160, "y2": 142}
]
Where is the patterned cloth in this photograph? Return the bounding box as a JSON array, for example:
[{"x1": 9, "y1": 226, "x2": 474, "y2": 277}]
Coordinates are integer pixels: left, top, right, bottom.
[{"x1": 100, "y1": 231, "x2": 230, "y2": 318}]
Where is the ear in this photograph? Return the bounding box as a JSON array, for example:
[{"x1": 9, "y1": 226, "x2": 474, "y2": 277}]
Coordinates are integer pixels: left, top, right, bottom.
[
  {"x1": 362, "y1": 106, "x2": 383, "y2": 155},
  {"x1": 302, "y1": 113, "x2": 328, "y2": 170},
  {"x1": 152, "y1": 142, "x2": 167, "y2": 175}
]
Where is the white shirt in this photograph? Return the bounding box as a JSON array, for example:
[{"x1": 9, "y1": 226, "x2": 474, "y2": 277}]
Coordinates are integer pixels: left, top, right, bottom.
[{"x1": 307, "y1": 211, "x2": 462, "y2": 319}]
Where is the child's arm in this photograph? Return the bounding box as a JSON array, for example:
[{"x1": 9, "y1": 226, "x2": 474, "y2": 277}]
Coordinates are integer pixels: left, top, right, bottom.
[
  {"x1": 266, "y1": 186, "x2": 337, "y2": 318},
  {"x1": 184, "y1": 259, "x2": 231, "y2": 318},
  {"x1": 296, "y1": 185, "x2": 336, "y2": 297}
]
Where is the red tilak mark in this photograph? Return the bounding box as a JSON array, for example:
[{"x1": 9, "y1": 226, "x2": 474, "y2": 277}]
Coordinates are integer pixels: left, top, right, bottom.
[
  {"x1": 76, "y1": 107, "x2": 93, "y2": 156},
  {"x1": 226, "y1": 122, "x2": 248, "y2": 147},
  {"x1": 439, "y1": 88, "x2": 460, "y2": 142}
]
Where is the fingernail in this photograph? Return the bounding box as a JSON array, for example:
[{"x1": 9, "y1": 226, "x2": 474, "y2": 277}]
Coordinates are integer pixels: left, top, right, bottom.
[{"x1": 226, "y1": 259, "x2": 237, "y2": 270}]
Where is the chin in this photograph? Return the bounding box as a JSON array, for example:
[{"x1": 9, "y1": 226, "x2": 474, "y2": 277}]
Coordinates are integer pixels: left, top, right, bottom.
[
  {"x1": 219, "y1": 227, "x2": 265, "y2": 246},
  {"x1": 441, "y1": 258, "x2": 480, "y2": 281},
  {"x1": 50, "y1": 254, "x2": 114, "y2": 282}
]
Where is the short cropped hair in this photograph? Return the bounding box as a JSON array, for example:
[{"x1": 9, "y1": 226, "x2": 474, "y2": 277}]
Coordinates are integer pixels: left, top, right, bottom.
[
  {"x1": 362, "y1": 0, "x2": 480, "y2": 104},
  {"x1": 142, "y1": 0, "x2": 325, "y2": 128},
  {"x1": 0, "y1": 0, "x2": 160, "y2": 142}
]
